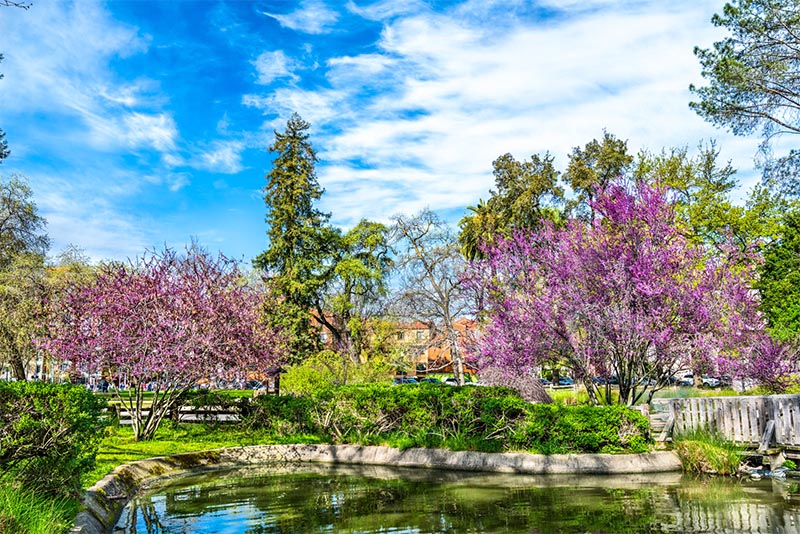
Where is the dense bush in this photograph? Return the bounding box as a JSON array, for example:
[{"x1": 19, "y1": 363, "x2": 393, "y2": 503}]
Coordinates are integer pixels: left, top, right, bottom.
[
  {"x1": 0, "y1": 381, "x2": 107, "y2": 497},
  {"x1": 248, "y1": 384, "x2": 651, "y2": 454}
]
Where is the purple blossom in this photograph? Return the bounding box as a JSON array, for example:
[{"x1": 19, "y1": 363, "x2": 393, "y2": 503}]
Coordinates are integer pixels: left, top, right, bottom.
[{"x1": 466, "y1": 179, "x2": 767, "y2": 405}]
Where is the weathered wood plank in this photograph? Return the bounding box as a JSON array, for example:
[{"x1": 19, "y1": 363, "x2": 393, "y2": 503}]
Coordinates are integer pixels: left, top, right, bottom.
[{"x1": 759, "y1": 420, "x2": 776, "y2": 453}]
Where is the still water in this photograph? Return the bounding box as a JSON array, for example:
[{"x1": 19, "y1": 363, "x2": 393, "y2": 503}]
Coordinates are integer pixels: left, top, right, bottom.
[{"x1": 116, "y1": 464, "x2": 800, "y2": 533}]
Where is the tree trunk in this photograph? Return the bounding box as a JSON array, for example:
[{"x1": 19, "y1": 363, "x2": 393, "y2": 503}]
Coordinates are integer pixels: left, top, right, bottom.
[{"x1": 10, "y1": 354, "x2": 26, "y2": 381}]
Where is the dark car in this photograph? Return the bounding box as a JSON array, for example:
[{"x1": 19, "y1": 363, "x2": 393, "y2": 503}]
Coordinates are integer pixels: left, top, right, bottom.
[
  {"x1": 393, "y1": 377, "x2": 419, "y2": 385},
  {"x1": 418, "y1": 377, "x2": 441, "y2": 384},
  {"x1": 558, "y1": 377, "x2": 575, "y2": 386}
]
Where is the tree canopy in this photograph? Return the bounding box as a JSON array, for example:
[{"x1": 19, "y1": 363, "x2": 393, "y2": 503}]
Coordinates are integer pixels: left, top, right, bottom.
[
  {"x1": 690, "y1": 0, "x2": 800, "y2": 191},
  {"x1": 0, "y1": 175, "x2": 49, "y2": 269},
  {"x1": 43, "y1": 246, "x2": 285, "y2": 441},
  {"x1": 757, "y1": 208, "x2": 800, "y2": 343},
  {"x1": 467, "y1": 179, "x2": 766, "y2": 405},
  {"x1": 255, "y1": 114, "x2": 393, "y2": 367},
  {"x1": 458, "y1": 153, "x2": 563, "y2": 260}
]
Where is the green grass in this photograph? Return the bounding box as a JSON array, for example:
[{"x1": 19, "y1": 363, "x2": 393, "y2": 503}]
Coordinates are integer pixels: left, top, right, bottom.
[
  {"x1": 85, "y1": 423, "x2": 327, "y2": 488},
  {"x1": 652, "y1": 386, "x2": 740, "y2": 399},
  {"x1": 0, "y1": 486, "x2": 79, "y2": 534},
  {"x1": 672, "y1": 428, "x2": 744, "y2": 475}
]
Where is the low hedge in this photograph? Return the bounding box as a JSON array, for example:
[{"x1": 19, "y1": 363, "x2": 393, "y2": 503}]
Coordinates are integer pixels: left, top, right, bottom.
[
  {"x1": 0, "y1": 381, "x2": 107, "y2": 497},
  {"x1": 246, "y1": 384, "x2": 652, "y2": 454}
]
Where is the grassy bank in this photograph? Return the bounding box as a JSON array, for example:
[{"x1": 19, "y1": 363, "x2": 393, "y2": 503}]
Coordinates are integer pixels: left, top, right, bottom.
[
  {"x1": 85, "y1": 424, "x2": 326, "y2": 487},
  {"x1": 0, "y1": 484, "x2": 80, "y2": 534}
]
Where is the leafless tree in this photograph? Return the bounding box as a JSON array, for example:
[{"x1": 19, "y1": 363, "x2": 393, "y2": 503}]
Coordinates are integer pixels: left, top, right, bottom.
[{"x1": 391, "y1": 209, "x2": 473, "y2": 384}]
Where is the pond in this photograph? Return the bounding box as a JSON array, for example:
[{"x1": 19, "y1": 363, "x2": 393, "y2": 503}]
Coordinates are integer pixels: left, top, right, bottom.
[{"x1": 116, "y1": 464, "x2": 800, "y2": 533}]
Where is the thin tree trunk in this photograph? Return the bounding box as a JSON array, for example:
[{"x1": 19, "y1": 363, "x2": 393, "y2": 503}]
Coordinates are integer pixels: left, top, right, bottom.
[{"x1": 10, "y1": 354, "x2": 26, "y2": 381}]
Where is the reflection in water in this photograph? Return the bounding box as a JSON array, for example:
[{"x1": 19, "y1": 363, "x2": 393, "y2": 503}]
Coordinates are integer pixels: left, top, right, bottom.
[{"x1": 115, "y1": 464, "x2": 800, "y2": 533}]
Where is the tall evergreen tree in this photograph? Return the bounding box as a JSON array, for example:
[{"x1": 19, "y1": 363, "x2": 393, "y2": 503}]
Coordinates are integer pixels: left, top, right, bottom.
[{"x1": 254, "y1": 113, "x2": 336, "y2": 362}]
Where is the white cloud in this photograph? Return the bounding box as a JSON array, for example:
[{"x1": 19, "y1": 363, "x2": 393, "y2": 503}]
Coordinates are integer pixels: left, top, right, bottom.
[
  {"x1": 243, "y1": 88, "x2": 349, "y2": 127},
  {"x1": 197, "y1": 141, "x2": 246, "y2": 174},
  {"x1": 345, "y1": 0, "x2": 428, "y2": 21},
  {"x1": 263, "y1": 0, "x2": 339, "y2": 34},
  {"x1": 122, "y1": 113, "x2": 178, "y2": 152},
  {"x1": 253, "y1": 50, "x2": 298, "y2": 85},
  {"x1": 248, "y1": 0, "x2": 760, "y2": 228}
]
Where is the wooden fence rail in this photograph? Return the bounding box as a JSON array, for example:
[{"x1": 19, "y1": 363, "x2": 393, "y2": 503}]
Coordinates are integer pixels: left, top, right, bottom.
[{"x1": 651, "y1": 395, "x2": 800, "y2": 450}]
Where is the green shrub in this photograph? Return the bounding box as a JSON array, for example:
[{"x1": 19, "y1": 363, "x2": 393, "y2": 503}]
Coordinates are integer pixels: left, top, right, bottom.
[
  {"x1": 509, "y1": 404, "x2": 650, "y2": 454},
  {"x1": 0, "y1": 381, "x2": 107, "y2": 497},
  {"x1": 242, "y1": 384, "x2": 652, "y2": 454},
  {"x1": 247, "y1": 394, "x2": 316, "y2": 435},
  {"x1": 673, "y1": 429, "x2": 743, "y2": 475}
]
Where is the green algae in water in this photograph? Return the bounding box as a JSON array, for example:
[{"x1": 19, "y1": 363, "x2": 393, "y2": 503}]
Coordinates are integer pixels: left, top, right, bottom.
[{"x1": 116, "y1": 465, "x2": 800, "y2": 533}]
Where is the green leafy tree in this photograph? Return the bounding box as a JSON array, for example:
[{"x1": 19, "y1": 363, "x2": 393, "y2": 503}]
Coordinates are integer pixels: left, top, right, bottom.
[
  {"x1": 565, "y1": 131, "x2": 633, "y2": 220},
  {"x1": 633, "y1": 143, "x2": 794, "y2": 251},
  {"x1": 0, "y1": 176, "x2": 49, "y2": 381},
  {"x1": 690, "y1": 0, "x2": 800, "y2": 192},
  {"x1": 314, "y1": 220, "x2": 393, "y2": 369},
  {"x1": 0, "y1": 175, "x2": 49, "y2": 269},
  {"x1": 0, "y1": 253, "x2": 47, "y2": 381},
  {"x1": 459, "y1": 153, "x2": 563, "y2": 260},
  {"x1": 757, "y1": 208, "x2": 800, "y2": 342},
  {"x1": 254, "y1": 113, "x2": 335, "y2": 362},
  {"x1": 255, "y1": 115, "x2": 393, "y2": 366}
]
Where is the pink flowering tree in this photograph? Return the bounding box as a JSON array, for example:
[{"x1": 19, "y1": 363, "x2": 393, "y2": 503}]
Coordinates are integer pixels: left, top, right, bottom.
[
  {"x1": 467, "y1": 179, "x2": 766, "y2": 405},
  {"x1": 40, "y1": 246, "x2": 286, "y2": 440}
]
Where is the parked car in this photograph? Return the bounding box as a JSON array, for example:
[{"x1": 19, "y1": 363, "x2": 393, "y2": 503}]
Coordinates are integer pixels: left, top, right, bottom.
[
  {"x1": 557, "y1": 377, "x2": 574, "y2": 386},
  {"x1": 418, "y1": 377, "x2": 441, "y2": 385},
  {"x1": 676, "y1": 373, "x2": 694, "y2": 387},
  {"x1": 539, "y1": 377, "x2": 551, "y2": 386},
  {"x1": 702, "y1": 376, "x2": 721, "y2": 388},
  {"x1": 393, "y1": 377, "x2": 419, "y2": 385}
]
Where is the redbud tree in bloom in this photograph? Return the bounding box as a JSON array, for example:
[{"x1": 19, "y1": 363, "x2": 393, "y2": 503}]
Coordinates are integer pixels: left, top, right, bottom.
[
  {"x1": 41, "y1": 246, "x2": 286, "y2": 441},
  {"x1": 466, "y1": 179, "x2": 767, "y2": 405}
]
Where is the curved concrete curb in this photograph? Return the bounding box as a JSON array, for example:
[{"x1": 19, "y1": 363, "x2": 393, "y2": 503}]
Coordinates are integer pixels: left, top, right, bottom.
[{"x1": 72, "y1": 445, "x2": 682, "y2": 533}]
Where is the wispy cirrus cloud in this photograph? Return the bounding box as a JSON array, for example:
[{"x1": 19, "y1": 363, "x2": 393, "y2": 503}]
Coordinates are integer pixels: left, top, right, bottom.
[
  {"x1": 196, "y1": 141, "x2": 246, "y2": 175},
  {"x1": 263, "y1": 0, "x2": 339, "y2": 34},
  {"x1": 253, "y1": 50, "x2": 299, "y2": 85},
  {"x1": 247, "y1": 0, "x2": 761, "y2": 228}
]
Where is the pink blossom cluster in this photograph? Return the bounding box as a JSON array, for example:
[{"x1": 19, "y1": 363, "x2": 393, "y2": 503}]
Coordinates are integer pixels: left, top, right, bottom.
[
  {"x1": 41, "y1": 247, "x2": 285, "y2": 392},
  {"x1": 466, "y1": 180, "x2": 783, "y2": 402}
]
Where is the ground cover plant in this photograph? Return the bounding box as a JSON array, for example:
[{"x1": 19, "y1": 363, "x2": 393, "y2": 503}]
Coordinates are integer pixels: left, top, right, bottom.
[
  {"x1": 672, "y1": 428, "x2": 744, "y2": 475},
  {"x1": 244, "y1": 384, "x2": 652, "y2": 454},
  {"x1": 0, "y1": 381, "x2": 106, "y2": 534}
]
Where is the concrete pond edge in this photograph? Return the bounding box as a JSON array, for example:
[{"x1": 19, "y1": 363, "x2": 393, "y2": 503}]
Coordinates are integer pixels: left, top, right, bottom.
[{"x1": 72, "y1": 444, "x2": 683, "y2": 533}]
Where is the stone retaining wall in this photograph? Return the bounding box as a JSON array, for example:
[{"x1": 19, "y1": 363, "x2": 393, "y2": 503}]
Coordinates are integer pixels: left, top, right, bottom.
[{"x1": 72, "y1": 445, "x2": 682, "y2": 534}]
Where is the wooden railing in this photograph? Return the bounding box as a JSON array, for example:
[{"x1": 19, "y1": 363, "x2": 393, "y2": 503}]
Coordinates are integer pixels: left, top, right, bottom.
[
  {"x1": 112, "y1": 405, "x2": 240, "y2": 425},
  {"x1": 651, "y1": 395, "x2": 800, "y2": 450}
]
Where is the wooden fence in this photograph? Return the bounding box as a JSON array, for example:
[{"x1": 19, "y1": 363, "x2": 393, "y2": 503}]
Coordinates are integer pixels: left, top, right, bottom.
[
  {"x1": 651, "y1": 395, "x2": 800, "y2": 450},
  {"x1": 113, "y1": 404, "x2": 240, "y2": 425}
]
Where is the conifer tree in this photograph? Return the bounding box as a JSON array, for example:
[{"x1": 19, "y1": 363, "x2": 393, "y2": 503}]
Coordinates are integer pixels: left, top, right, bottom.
[{"x1": 254, "y1": 113, "x2": 336, "y2": 362}]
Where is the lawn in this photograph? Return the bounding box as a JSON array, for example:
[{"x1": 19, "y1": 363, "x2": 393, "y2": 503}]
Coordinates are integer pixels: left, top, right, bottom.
[{"x1": 85, "y1": 423, "x2": 325, "y2": 488}]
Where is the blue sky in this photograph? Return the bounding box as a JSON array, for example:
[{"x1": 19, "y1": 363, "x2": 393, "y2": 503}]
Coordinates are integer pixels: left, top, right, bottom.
[{"x1": 0, "y1": 0, "x2": 764, "y2": 263}]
